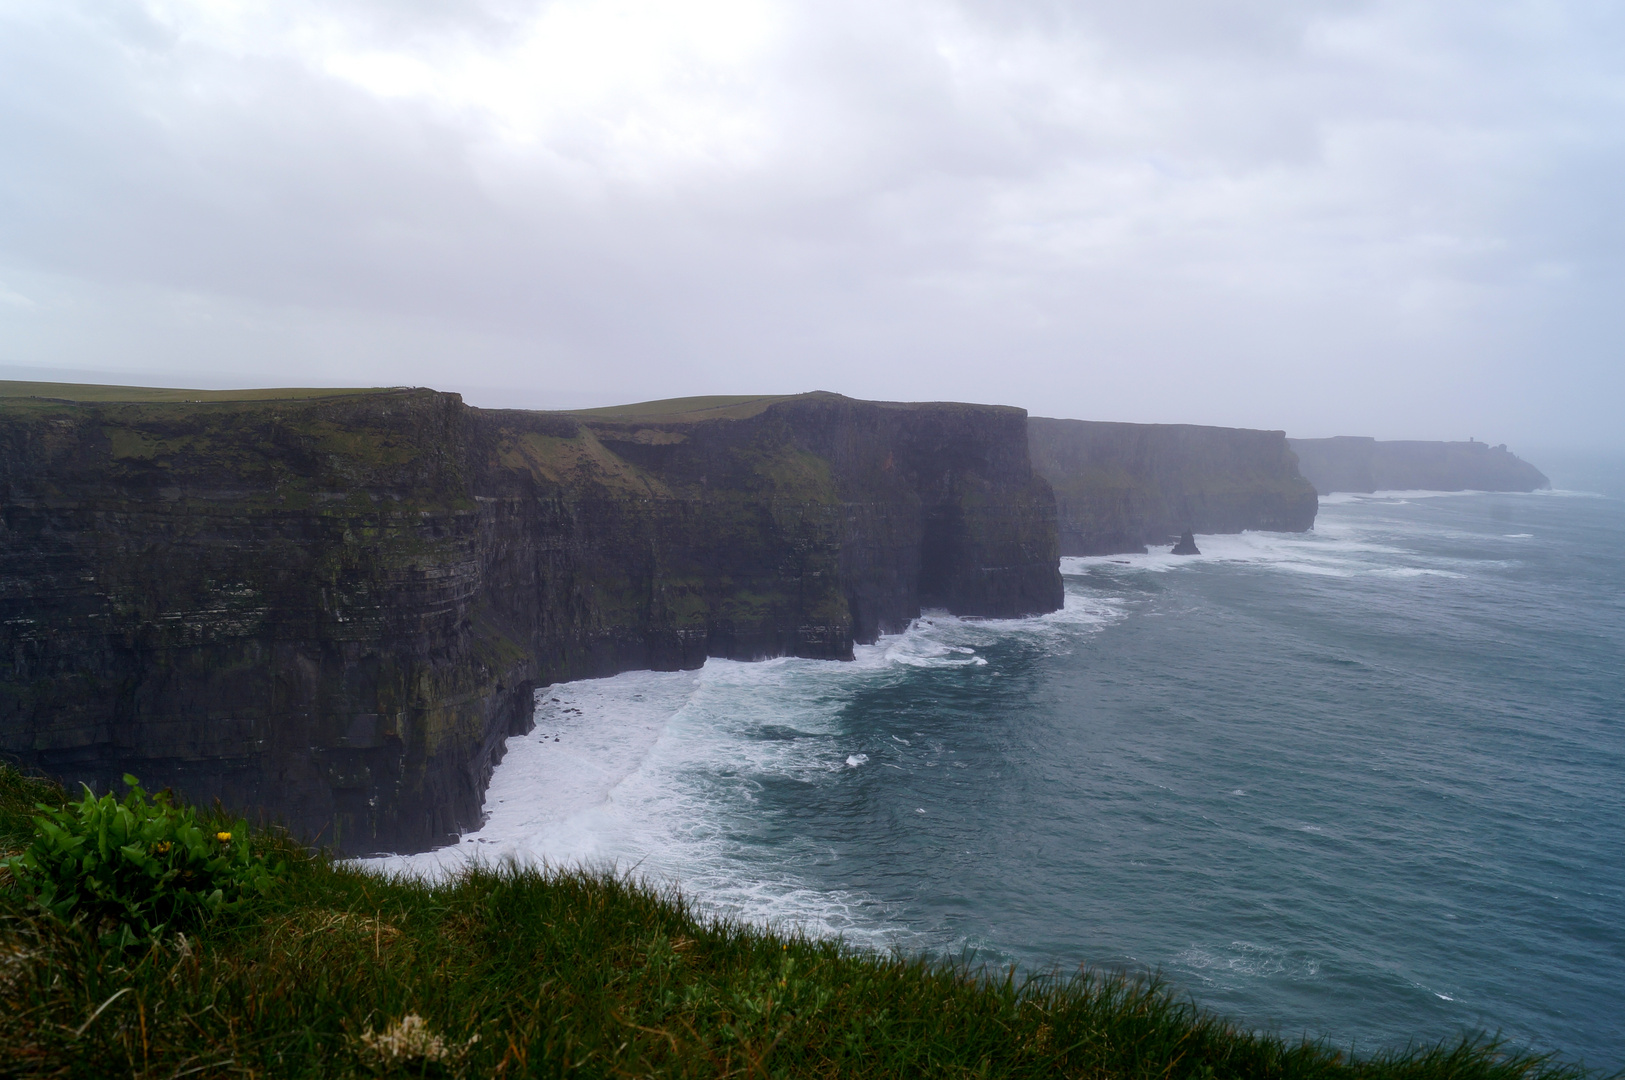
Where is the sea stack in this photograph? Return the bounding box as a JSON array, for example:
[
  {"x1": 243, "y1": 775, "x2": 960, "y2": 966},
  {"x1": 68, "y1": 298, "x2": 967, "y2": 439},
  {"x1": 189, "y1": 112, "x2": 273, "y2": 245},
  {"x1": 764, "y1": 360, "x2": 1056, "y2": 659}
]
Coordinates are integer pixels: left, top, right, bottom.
[{"x1": 1171, "y1": 531, "x2": 1201, "y2": 555}]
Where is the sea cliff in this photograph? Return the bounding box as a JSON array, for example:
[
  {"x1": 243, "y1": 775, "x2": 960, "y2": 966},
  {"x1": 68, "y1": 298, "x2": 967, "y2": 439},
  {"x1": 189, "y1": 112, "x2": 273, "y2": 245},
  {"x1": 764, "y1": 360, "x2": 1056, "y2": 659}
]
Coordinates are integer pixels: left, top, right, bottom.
[
  {"x1": 1287, "y1": 437, "x2": 1550, "y2": 494},
  {"x1": 1028, "y1": 418, "x2": 1319, "y2": 556},
  {"x1": 0, "y1": 386, "x2": 1059, "y2": 855}
]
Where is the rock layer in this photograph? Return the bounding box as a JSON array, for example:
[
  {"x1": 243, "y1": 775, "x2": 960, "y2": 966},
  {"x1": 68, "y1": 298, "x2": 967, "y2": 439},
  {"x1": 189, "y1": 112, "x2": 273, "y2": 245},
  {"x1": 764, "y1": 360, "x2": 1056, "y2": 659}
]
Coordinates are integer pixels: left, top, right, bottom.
[
  {"x1": 1028, "y1": 418, "x2": 1319, "y2": 556},
  {"x1": 1287, "y1": 437, "x2": 1549, "y2": 494},
  {"x1": 1, "y1": 388, "x2": 1061, "y2": 855}
]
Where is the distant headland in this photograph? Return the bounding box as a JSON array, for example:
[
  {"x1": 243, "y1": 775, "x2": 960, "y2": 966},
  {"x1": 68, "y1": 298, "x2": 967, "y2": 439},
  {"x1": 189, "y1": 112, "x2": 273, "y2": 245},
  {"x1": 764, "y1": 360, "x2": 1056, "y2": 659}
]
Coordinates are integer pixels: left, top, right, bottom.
[{"x1": 1288, "y1": 436, "x2": 1550, "y2": 494}]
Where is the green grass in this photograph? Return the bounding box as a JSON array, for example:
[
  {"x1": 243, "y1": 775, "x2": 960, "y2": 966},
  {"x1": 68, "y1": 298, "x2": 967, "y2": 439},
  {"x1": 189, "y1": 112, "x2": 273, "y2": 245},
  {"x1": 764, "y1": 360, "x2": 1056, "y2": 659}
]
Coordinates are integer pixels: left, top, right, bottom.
[
  {"x1": 573, "y1": 395, "x2": 799, "y2": 423},
  {"x1": 0, "y1": 380, "x2": 399, "y2": 404},
  {"x1": 0, "y1": 765, "x2": 1604, "y2": 1079},
  {"x1": 570, "y1": 394, "x2": 1026, "y2": 424}
]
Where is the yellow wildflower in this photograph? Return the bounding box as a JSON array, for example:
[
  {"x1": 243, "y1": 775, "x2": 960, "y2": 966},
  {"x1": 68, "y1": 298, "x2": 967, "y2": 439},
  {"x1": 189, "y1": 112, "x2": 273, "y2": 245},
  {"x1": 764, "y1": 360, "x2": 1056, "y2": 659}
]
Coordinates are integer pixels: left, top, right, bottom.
[{"x1": 216, "y1": 831, "x2": 233, "y2": 843}]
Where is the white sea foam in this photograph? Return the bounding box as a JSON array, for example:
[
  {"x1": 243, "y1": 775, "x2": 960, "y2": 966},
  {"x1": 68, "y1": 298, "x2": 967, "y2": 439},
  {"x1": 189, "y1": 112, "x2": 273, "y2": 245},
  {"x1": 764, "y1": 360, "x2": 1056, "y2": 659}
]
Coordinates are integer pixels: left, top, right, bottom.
[
  {"x1": 1060, "y1": 505, "x2": 1513, "y2": 582},
  {"x1": 910, "y1": 588, "x2": 1125, "y2": 647},
  {"x1": 363, "y1": 654, "x2": 915, "y2": 942},
  {"x1": 1369, "y1": 566, "x2": 1464, "y2": 578},
  {"x1": 363, "y1": 668, "x2": 699, "y2": 880},
  {"x1": 1171, "y1": 941, "x2": 1323, "y2": 982},
  {"x1": 1365, "y1": 489, "x2": 1489, "y2": 500},
  {"x1": 359, "y1": 594, "x2": 1122, "y2": 943},
  {"x1": 1062, "y1": 528, "x2": 1399, "y2": 579},
  {"x1": 1316, "y1": 490, "x2": 1489, "y2": 507}
]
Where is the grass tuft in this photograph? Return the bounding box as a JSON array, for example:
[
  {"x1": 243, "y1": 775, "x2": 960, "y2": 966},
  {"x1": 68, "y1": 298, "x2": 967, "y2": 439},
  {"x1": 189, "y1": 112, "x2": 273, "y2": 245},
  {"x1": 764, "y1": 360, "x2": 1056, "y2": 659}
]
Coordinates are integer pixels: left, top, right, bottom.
[{"x1": 0, "y1": 765, "x2": 1608, "y2": 1079}]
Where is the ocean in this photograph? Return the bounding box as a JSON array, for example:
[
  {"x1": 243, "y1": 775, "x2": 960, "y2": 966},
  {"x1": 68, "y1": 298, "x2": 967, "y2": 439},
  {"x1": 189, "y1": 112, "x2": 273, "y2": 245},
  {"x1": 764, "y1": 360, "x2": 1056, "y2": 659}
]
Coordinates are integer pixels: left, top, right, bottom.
[{"x1": 370, "y1": 483, "x2": 1625, "y2": 1068}]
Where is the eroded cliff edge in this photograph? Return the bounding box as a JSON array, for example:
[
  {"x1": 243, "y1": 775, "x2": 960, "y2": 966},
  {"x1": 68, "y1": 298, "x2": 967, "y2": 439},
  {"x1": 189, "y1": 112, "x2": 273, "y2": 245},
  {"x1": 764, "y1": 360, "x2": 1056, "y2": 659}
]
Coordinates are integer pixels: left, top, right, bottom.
[
  {"x1": 1287, "y1": 437, "x2": 1550, "y2": 494},
  {"x1": 1, "y1": 389, "x2": 1061, "y2": 855},
  {"x1": 1028, "y1": 418, "x2": 1319, "y2": 556}
]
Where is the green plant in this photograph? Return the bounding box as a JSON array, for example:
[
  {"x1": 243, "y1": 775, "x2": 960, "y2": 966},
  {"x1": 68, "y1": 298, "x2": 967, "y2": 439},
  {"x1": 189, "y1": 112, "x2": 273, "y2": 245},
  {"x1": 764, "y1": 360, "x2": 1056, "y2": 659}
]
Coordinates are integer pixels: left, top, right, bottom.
[
  {"x1": 0, "y1": 763, "x2": 64, "y2": 850},
  {"x1": 1, "y1": 774, "x2": 281, "y2": 947}
]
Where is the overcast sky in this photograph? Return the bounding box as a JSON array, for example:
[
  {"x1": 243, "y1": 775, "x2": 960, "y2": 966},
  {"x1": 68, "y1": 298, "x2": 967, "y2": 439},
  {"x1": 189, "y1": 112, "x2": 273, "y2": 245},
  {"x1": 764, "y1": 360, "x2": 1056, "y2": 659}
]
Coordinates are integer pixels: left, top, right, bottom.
[{"x1": 1, "y1": 1, "x2": 1620, "y2": 447}]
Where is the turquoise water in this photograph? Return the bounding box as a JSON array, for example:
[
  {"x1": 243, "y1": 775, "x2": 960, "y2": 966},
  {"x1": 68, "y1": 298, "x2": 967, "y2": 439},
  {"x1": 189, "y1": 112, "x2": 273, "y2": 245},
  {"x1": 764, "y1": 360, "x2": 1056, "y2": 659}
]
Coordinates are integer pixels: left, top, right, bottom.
[{"x1": 379, "y1": 485, "x2": 1625, "y2": 1067}]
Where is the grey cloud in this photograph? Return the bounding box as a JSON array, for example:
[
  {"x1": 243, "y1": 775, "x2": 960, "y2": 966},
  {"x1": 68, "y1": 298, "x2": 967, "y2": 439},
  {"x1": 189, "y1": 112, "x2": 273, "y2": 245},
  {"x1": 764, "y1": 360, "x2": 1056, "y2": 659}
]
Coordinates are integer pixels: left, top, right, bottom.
[{"x1": 0, "y1": 0, "x2": 1621, "y2": 447}]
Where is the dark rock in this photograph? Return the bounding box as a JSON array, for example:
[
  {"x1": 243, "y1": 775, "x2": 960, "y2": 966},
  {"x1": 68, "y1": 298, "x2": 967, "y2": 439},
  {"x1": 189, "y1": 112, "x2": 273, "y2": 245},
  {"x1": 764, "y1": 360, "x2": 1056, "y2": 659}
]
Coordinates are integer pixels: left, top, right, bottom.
[
  {"x1": 1171, "y1": 531, "x2": 1200, "y2": 555},
  {"x1": 0, "y1": 387, "x2": 1061, "y2": 855},
  {"x1": 1027, "y1": 418, "x2": 1318, "y2": 556}
]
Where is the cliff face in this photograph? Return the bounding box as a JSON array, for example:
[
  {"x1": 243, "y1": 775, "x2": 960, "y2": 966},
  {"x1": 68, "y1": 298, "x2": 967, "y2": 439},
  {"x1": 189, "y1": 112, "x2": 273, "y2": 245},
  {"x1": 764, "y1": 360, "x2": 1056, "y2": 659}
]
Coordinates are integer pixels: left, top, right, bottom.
[
  {"x1": 1028, "y1": 418, "x2": 1319, "y2": 556},
  {"x1": 1287, "y1": 437, "x2": 1550, "y2": 495},
  {"x1": 1, "y1": 388, "x2": 1059, "y2": 855}
]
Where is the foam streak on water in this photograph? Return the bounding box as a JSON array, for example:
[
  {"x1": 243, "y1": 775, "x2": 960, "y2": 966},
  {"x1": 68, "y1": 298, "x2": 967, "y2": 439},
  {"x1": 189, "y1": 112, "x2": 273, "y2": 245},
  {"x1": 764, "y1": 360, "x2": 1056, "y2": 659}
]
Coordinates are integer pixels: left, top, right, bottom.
[
  {"x1": 370, "y1": 592, "x2": 1123, "y2": 944},
  {"x1": 368, "y1": 489, "x2": 1625, "y2": 1067}
]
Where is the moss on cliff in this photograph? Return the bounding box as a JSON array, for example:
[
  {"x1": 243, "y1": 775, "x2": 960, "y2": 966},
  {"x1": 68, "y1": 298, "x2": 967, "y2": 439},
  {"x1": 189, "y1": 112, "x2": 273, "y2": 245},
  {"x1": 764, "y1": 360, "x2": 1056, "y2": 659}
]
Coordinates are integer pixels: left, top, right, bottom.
[{"x1": 490, "y1": 423, "x2": 669, "y2": 496}]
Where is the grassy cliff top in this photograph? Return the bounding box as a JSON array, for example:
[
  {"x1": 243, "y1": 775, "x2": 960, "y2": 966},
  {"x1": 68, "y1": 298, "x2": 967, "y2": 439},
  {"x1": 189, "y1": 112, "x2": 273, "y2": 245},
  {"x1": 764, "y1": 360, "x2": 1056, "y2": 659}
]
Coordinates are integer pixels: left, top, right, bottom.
[
  {"x1": 0, "y1": 766, "x2": 1593, "y2": 1080},
  {"x1": 577, "y1": 392, "x2": 1027, "y2": 426},
  {"x1": 0, "y1": 380, "x2": 401, "y2": 404},
  {"x1": 573, "y1": 394, "x2": 798, "y2": 423},
  {"x1": 1, "y1": 382, "x2": 1020, "y2": 424},
  {"x1": 1031, "y1": 416, "x2": 1289, "y2": 438}
]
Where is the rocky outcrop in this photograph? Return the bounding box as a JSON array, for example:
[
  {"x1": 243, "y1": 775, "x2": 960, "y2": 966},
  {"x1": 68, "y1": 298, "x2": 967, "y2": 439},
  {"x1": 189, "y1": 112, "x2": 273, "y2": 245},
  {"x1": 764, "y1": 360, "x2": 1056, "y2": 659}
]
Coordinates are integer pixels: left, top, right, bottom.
[
  {"x1": 1027, "y1": 418, "x2": 1318, "y2": 556},
  {"x1": 1171, "y1": 531, "x2": 1200, "y2": 556},
  {"x1": 1287, "y1": 437, "x2": 1550, "y2": 494},
  {"x1": 0, "y1": 387, "x2": 1060, "y2": 855}
]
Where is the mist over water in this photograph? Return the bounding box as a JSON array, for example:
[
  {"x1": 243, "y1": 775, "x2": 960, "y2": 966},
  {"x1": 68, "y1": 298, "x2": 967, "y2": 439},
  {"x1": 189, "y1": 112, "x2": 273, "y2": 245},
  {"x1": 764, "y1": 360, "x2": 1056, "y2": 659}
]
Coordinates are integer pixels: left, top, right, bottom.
[{"x1": 373, "y1": 484, "x2": 1625, "y2": 1066}]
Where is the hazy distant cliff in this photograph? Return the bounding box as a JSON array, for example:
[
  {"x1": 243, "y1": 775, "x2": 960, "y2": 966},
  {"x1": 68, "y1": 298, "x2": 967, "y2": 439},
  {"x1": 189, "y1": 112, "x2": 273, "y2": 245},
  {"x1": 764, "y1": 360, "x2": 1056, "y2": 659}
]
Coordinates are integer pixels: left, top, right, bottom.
[
  {"x1": 1, "y1": 387, "x2": 1060, "y2": 855},
  {"x1": 1288, "y1": 437, "x2": 1549, "y2": 494},
  {"x1": 1028, "y1": 418, "x2": 1319, "y2": 556}
]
